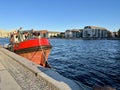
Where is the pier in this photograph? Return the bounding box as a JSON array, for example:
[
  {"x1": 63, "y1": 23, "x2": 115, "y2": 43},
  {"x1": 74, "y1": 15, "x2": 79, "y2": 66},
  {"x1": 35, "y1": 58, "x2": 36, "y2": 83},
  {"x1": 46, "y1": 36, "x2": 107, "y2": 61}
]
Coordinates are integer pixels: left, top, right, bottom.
[{"x1": 0, "y1": 47, "x2": 91, "y2": 90}]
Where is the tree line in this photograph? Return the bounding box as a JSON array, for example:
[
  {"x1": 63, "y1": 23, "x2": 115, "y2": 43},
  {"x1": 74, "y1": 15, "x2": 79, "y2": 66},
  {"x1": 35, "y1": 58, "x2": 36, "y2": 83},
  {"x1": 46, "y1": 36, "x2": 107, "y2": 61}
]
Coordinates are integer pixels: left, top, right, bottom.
[{"x1": 118, "y1": 29, "x2": 120, "y2": 37}]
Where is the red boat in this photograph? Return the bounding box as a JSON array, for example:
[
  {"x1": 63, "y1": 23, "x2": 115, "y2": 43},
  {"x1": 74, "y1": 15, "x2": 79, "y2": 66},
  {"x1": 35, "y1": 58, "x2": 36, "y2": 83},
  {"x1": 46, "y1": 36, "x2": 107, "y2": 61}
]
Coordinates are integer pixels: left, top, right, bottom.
[{"x1": 8, "y1": 29, "x2": 52, "y2": 68}]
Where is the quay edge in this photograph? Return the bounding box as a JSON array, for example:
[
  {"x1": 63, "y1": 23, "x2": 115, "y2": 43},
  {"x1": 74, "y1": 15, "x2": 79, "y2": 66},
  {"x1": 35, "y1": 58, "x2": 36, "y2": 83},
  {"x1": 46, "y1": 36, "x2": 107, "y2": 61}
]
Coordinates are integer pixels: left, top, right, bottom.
[{"x1": 0, "y1": 47, "x2": 91, "y2": 90}]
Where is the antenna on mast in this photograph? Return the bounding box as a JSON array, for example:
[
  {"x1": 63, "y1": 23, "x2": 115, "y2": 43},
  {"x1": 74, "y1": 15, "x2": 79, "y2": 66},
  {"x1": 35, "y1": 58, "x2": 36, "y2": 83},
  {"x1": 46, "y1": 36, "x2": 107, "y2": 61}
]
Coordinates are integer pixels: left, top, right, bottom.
[{"x1": 18, "y1": 27, "x2": 23, "y2": 31}]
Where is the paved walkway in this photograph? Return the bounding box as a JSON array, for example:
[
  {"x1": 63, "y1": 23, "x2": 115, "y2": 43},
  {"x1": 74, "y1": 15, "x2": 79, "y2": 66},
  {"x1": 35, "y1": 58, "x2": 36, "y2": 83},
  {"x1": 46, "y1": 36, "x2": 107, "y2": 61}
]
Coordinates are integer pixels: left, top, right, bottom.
[
  {"x1": 0, "y1": 62, "x2": 22, "y2": 90},
  {"x1": 0, "y1": 47, "x2": 91, "y2": 90}
]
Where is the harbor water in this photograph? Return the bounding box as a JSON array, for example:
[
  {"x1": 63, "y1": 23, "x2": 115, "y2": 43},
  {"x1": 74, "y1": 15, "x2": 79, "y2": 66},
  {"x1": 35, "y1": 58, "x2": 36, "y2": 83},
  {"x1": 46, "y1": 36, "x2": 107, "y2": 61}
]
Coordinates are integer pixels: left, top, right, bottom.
[
  {"x1": 0, "y1": 38, "x2": 9, "y2": 47},
  {"x1": 48, "y1": 39, "x2": 120, "y2": 89},
  {"x1": 1, "y1": 38, "x2": 120, "y2": 89}
]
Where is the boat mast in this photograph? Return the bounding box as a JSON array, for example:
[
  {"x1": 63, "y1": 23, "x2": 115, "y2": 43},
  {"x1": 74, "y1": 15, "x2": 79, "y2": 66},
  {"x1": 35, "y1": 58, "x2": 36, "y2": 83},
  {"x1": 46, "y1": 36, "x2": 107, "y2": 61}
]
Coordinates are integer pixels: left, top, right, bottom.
[{"x1": 17, "y1": 27, "x2": 23, "y2": 42}]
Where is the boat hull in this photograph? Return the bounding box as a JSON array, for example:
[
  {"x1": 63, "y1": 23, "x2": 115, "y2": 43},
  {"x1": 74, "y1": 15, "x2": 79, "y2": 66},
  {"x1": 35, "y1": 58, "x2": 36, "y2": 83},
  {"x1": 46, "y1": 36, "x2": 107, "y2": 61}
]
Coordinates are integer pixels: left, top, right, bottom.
[
  {"x1": 15, "y1": 46, "x2": 52, "y2": 67},
  {"x1": 12, "y1": 38, "x2": 52, "y2": 67}
]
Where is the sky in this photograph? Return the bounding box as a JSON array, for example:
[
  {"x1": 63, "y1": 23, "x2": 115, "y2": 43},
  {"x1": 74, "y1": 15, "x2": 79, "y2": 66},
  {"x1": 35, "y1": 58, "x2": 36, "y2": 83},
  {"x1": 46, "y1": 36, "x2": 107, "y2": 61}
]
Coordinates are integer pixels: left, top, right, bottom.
[{"x1": 0, "y1": 0, "x2": 120, "y2": 31}]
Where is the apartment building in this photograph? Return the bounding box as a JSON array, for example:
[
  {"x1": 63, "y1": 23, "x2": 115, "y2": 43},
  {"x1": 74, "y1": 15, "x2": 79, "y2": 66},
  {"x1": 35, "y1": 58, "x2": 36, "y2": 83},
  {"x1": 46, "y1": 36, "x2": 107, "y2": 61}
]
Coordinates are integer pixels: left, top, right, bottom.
[
  {"x1": 65, "y1": 29, "x2": 83, "y2": 38},
  {"x1": 47, "y1": 31, "x2": 60, "y2": 38},
  {"x1": 83, "y1": 26, "x2": 108, "y2": 38}
]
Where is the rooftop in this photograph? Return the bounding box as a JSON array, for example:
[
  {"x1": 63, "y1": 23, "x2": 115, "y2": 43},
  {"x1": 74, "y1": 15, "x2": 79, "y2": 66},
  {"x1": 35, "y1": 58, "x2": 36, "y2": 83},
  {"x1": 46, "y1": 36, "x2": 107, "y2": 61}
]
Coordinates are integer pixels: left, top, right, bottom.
[{"x1": 84, "y1": 26, "x2": 107, "y2": 30}]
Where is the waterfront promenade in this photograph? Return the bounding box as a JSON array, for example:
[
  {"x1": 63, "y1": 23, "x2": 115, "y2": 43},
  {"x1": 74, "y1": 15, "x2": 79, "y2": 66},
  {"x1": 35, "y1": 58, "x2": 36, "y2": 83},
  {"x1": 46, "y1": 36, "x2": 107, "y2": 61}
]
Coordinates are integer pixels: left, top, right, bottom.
[
  {"x1": 0, "y1": 47, "x2": 90, "y2": 90},
  {"x1": 0, "y1": 61, "x2": 22, "y2": 90}
]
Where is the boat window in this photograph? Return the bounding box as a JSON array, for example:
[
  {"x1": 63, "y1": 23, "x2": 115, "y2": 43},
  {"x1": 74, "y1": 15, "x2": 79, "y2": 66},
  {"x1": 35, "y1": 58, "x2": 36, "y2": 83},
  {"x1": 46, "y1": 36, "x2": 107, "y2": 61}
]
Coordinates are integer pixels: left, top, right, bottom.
[
  {"x1": 16, "y1": 36, "x2": 18, "y2": 38},
  {"x1": 11, "y1": 34, "x2": 13, "y2": 38}
]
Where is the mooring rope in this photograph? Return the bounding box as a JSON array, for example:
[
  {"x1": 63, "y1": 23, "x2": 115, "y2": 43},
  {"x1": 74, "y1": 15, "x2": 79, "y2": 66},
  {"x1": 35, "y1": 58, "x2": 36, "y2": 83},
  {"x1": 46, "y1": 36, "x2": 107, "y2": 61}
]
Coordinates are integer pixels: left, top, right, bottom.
[{"x1": 38, "y1": 37, "x2": 51, "y2": 68}]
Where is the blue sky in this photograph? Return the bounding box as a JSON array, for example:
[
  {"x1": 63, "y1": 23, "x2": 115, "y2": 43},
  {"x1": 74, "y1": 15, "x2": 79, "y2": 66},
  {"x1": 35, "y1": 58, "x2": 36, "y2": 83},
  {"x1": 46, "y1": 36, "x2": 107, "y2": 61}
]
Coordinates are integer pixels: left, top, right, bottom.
[{"x1": 0, "y1": 0, "x2": 120, "y2": 31}]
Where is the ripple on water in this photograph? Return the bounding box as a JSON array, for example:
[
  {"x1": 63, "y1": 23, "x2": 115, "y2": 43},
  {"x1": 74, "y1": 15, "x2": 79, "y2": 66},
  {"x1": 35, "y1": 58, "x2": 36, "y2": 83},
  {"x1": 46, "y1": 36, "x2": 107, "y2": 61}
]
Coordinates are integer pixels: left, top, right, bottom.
[{"x1": 49, "y1": 39, "x2": 120, "y2": 89}]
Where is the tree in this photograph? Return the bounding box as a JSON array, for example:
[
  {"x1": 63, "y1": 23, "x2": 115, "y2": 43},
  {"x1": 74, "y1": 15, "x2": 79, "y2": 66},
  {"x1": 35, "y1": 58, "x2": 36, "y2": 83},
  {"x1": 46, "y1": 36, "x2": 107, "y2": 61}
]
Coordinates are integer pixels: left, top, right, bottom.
[{"x1": 118, "y1": 29, "x2": 120, "y2": 38}]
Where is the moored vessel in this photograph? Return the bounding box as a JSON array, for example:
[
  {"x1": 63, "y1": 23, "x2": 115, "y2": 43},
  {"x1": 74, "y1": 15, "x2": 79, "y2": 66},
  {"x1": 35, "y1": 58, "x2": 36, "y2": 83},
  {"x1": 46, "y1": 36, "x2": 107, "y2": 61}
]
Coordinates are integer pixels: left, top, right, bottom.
[{"x1": 8, "y1": 28, "x2": 52, "y2": 68}]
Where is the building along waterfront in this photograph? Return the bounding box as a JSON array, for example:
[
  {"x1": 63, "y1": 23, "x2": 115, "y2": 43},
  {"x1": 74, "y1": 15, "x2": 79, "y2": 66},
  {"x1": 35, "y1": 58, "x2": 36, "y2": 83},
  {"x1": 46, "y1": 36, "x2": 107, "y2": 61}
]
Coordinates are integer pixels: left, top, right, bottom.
[
  {"x1": 0, "y1": 30, "x2": 10, "y2": 38},
  {"x1": 65, "y1": 29, "x2": 83, "y2": 38},
  {"x1": 1, "y1": 25, "x2": 119, "y2": 39},
  {"x1": 83, "y1": 26, "x2": 108, "y2": 38}
]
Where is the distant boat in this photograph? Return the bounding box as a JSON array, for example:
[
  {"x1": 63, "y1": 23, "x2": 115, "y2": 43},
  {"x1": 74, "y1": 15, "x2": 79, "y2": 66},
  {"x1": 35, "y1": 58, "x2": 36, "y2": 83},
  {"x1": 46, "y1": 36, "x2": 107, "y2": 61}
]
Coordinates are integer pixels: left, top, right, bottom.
[{"x1": 8, "y1": 28, "x2": 52, "y2": 68}]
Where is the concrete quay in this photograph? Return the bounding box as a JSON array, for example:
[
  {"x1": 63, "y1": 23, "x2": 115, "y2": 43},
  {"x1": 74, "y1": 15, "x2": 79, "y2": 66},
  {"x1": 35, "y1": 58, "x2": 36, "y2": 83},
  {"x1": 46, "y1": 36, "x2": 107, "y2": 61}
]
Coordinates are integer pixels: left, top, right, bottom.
[
  {"x1": 0, "y1": 61, "x2": 22, "y2": 90},
  {"x1": 0, "y1": 47, "x2": 91, "y2": 90}
]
